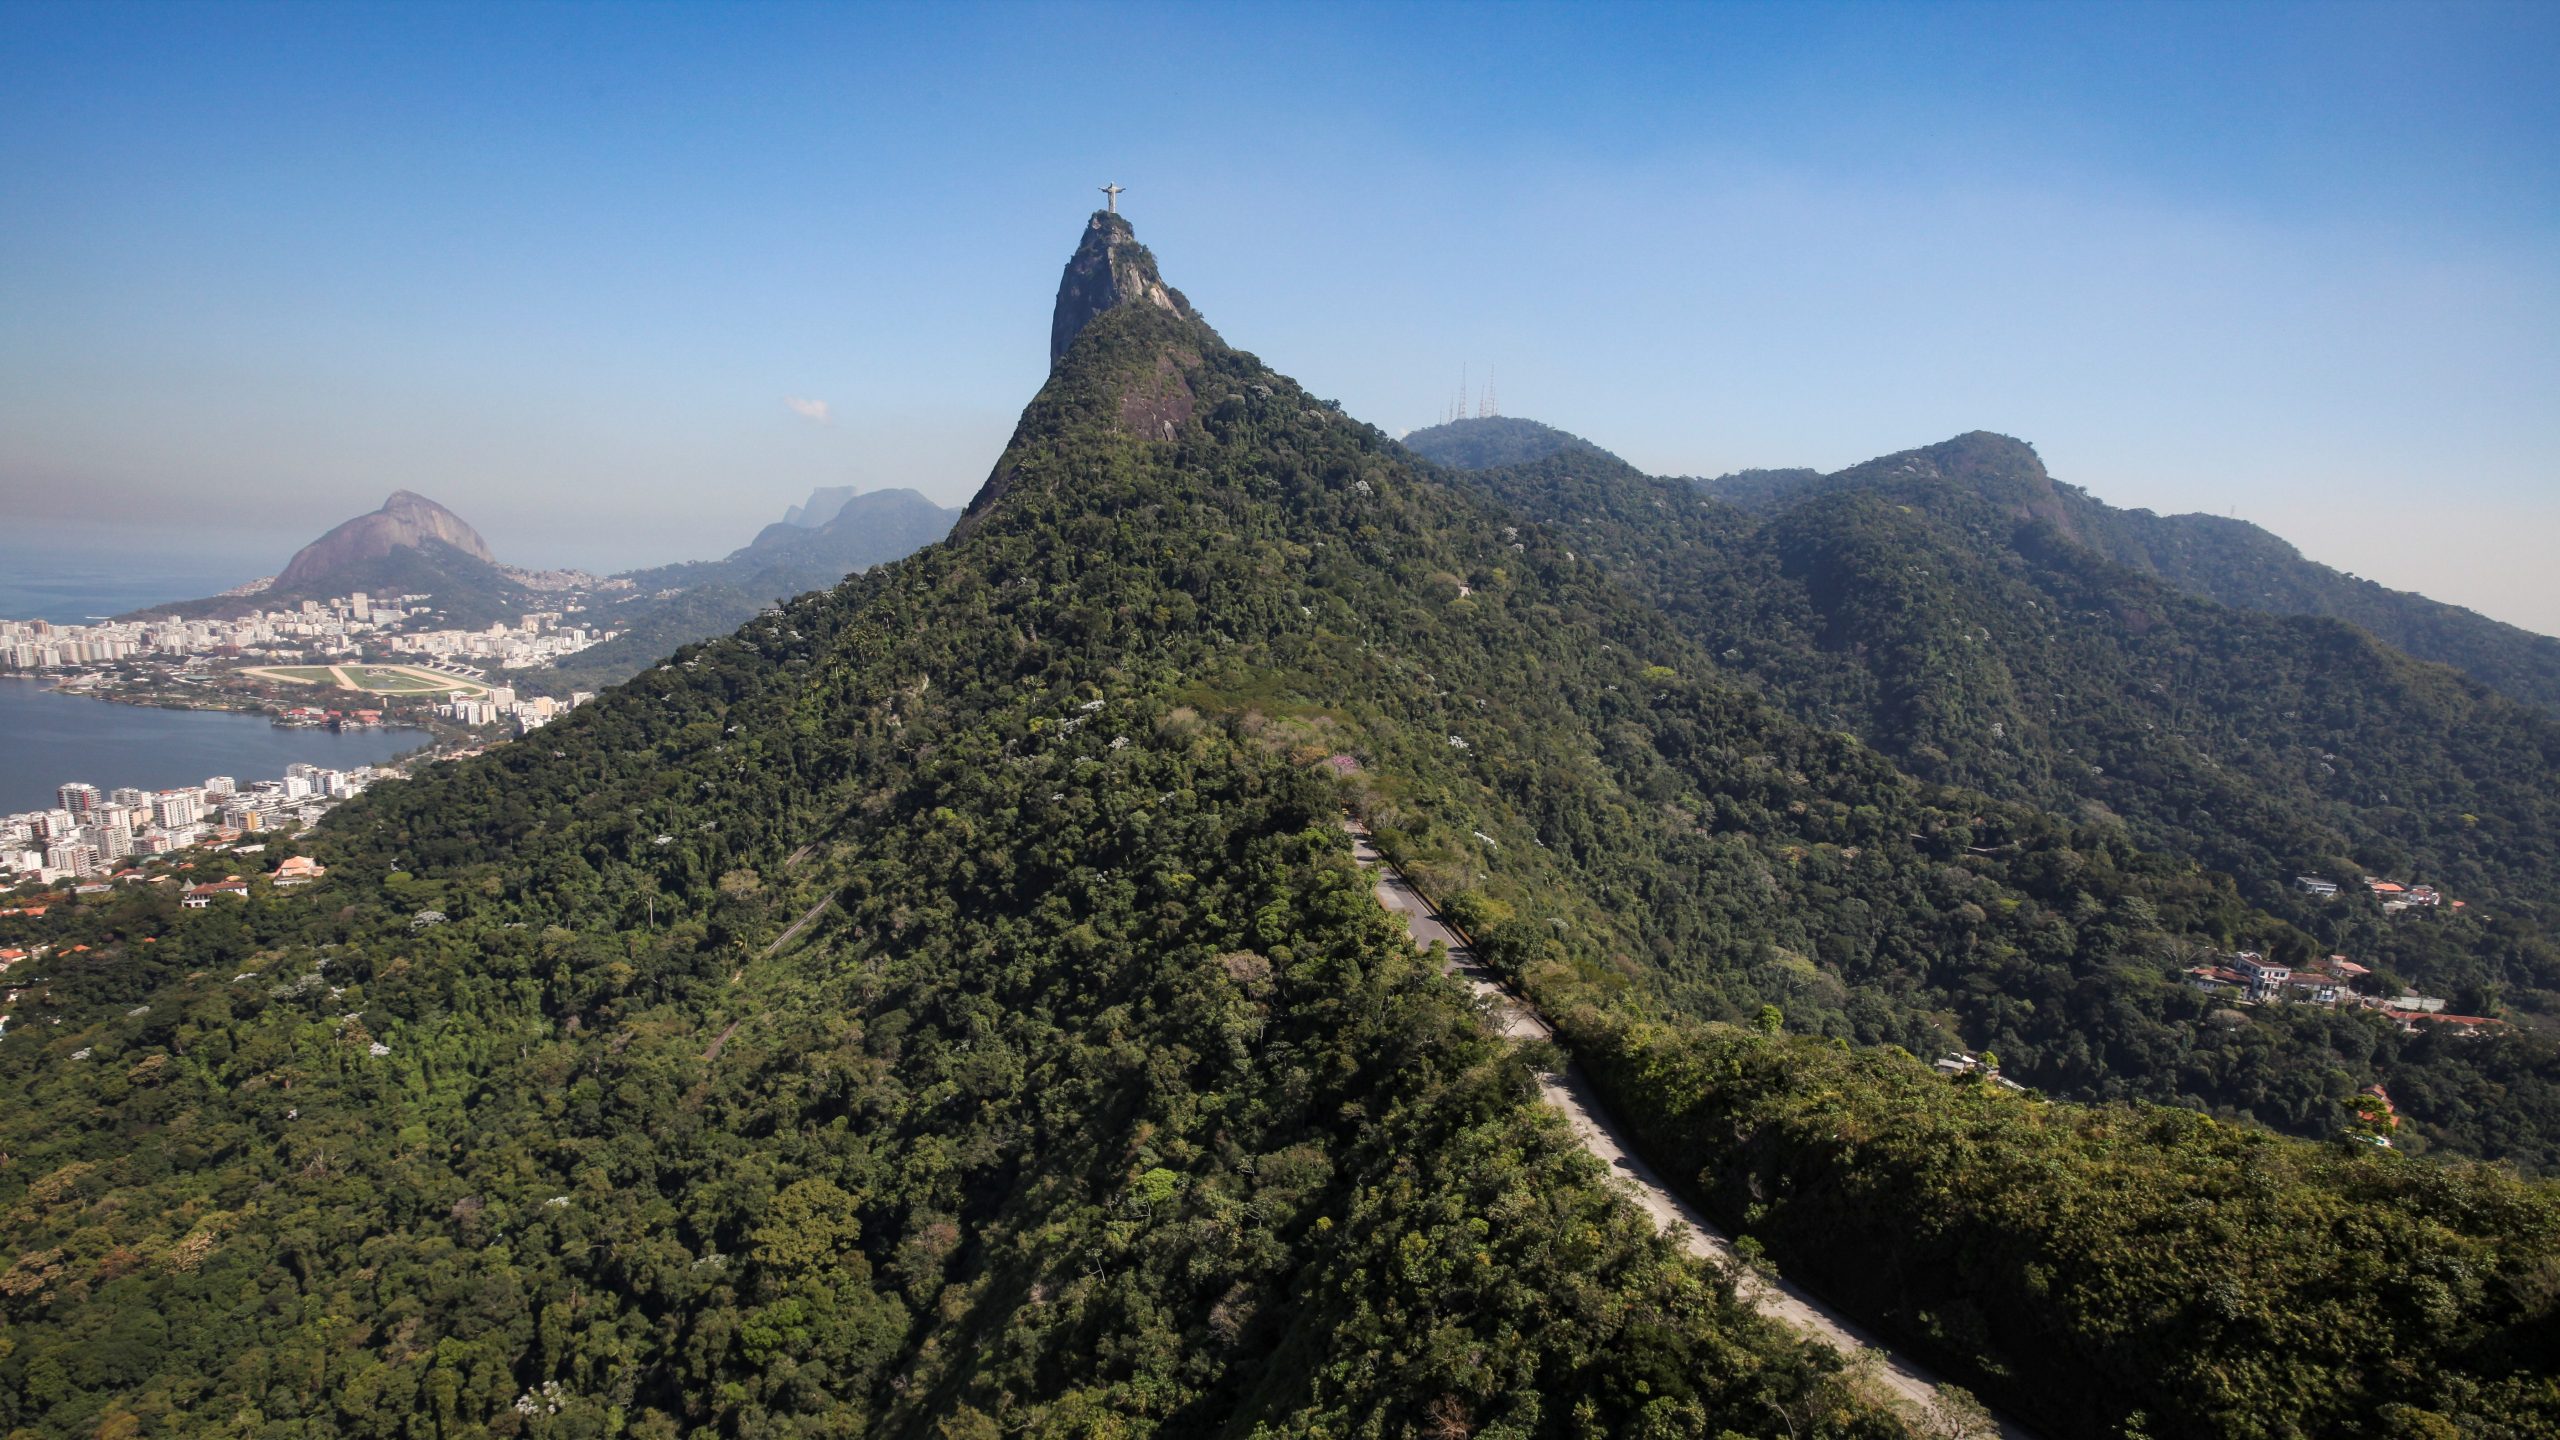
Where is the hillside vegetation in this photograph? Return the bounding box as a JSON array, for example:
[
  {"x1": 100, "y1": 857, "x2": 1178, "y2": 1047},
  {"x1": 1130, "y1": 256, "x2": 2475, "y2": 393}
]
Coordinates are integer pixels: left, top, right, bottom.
[
  {"x1": 549, "y1": 489, "x2": 957, "y2": 694},
  {"x1": 1399, "y1": 416, "x2": 1618, "y2": 472},
  {"x1": 1682, "y1": 432, "x2": 2560, "y2": 714},
  {"x1": 3, "y1": 219, "x2": 2555, "y2": 1440},
  {"x1": 1450, "y1": 434, "x2": 2560, "y2": 1042}
]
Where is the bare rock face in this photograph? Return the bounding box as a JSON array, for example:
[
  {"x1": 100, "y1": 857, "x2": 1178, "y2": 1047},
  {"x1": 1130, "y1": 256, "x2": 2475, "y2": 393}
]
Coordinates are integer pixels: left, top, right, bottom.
[
  {"x1": 272, "y1": 490, "x2": 496, "y2": 590},
  {"x1": 1049, "y1": 211, "x2": 1192, "y2": 367}
]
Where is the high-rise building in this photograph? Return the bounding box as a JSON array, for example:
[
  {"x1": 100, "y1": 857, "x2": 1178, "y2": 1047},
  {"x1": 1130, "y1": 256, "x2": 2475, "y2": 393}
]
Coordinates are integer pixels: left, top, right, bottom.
[
  {"x1": 152, "y1": 791, "x2": 203, "y2": 829},
  {"x1": 57, "y1": 782, "x2": 101, "y2": 818},
  {"x1": 43, "y1": 839, "x2": 96, "y2": 878},
  {"x1": 203, "y1": 776, "x2": 238, "y2": 797}
]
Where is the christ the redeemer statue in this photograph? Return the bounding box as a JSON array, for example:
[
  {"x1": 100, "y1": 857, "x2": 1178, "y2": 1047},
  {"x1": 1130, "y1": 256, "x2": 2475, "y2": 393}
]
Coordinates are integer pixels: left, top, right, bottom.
[{"x1": 1100, "y1": 183, "x2": 1125, "y2": 214}]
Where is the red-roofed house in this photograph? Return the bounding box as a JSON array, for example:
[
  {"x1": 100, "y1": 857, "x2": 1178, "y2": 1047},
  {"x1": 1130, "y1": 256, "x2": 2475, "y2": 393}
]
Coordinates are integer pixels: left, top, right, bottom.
[
  {"x1": 271, "y1": 855, "x2": 327, "y2": 886},
  {"x1": 182, "y1": 877, "x2": 250, "y2": 908}
]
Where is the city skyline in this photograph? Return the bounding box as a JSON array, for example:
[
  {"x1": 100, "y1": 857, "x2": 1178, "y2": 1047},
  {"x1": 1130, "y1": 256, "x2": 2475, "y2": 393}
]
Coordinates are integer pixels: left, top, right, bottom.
[{"x1": 4, "y1": 2, "x2": 2556, "y2": 633}]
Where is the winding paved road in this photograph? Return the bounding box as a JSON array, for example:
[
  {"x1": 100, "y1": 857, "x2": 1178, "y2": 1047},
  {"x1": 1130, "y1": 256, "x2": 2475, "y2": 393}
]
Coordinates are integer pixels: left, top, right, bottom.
[{"x1": 1347, "y1": 822, "x2": 2033, "y2": 1439}]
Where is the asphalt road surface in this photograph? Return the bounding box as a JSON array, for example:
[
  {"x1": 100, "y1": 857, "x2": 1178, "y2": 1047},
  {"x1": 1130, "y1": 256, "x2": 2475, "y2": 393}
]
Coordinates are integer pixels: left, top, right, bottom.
[{"x1": 1347, "y1": 821, "x2": 2034, "y2": 1440}]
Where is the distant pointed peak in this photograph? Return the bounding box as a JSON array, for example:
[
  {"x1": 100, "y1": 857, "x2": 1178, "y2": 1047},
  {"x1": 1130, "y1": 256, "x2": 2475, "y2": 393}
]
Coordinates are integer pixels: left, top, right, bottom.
[{"x1": 1049, "y1": 209, "x2": 1196, "y2": 367}]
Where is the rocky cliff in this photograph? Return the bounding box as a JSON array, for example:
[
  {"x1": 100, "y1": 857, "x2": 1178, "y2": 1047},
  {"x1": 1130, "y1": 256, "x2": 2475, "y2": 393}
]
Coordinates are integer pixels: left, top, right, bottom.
[
  {"x1": 743, "y1": 487, "x2": 957, "y2": 555},
  {"x1": 780, "y1": 485, "x2": 858, "y2": 530},
  {"x1": 1048, "y1": 209, "x2": 1192, "y2": 367},
  {"x1": 272, "y1": 490, "x2": 496, "y2": 590}
]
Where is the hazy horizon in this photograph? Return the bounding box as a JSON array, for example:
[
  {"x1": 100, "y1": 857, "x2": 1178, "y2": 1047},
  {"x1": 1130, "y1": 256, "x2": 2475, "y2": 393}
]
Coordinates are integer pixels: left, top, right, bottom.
[{"x1": 4, "y1": 1, "x2": 2555, "y2": 634}]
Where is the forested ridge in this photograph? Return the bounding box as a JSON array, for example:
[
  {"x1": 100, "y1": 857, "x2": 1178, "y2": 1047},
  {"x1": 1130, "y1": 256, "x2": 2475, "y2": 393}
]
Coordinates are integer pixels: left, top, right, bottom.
[
  {"x1": 2066, "y1": 506, "x2": 2560, "y2": 715},
  {"x1": 1659, "y1": 435, "x2": 2560, "y2": 715},
  {"x1": 1434, "y1": 430, "x2": 2560, "y2": 1158},
  {"x1": 3, "y1": 216, "x2": 2556, "y2": 1439}
]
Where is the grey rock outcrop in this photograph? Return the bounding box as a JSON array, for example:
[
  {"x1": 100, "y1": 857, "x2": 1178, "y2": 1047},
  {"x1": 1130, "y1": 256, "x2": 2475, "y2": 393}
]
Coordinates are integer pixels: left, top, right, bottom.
[
  {"x1": 1049, "y1": 210, "x2": 1193, "y2": 367},
  {"x1": 272, "y1": 490, "x2": 496, "y2": 590}
]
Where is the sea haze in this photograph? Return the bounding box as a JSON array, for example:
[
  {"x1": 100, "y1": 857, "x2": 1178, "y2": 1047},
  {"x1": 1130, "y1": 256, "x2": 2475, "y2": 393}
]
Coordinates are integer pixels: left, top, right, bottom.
[
  {"x1": 0, "y1": 521, "x2": 285, "y2": 623},
  {"x1": 0, "y1": 678, "x2": 417, "y2": 812}
]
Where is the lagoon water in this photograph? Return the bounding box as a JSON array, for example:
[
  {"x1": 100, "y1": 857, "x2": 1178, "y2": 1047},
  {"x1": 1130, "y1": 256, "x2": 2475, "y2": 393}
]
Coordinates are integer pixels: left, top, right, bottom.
[{"x1": 0, "y1": 678, "x2": 418, "y2": 813}]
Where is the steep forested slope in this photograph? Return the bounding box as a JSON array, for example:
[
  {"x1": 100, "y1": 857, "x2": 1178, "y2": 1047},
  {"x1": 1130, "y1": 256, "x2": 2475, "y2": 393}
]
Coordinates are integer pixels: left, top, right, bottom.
[
  {"x1": 0, "y1": 217, "x2": 1926, "y2": 1440},
  {"x1": 2067, "y1": 506, "x2": 2560, "y2": 714},
  {"x1": 1679, "y1": 428, "x2": 2560, "y2": 713},
  {"x1": 4, "y1": 216, "x2": 2555, "y2": 1440},
  {"x1": 1457, "y1": 434, "x2": 2560, "y2": 1023}
]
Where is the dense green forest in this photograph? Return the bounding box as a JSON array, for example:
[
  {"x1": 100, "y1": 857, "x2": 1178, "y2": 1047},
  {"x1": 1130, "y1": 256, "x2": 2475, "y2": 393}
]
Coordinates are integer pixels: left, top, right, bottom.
[
  {"x1": 1436, "y1": 432, "x2": 2560, "y2": 1030},
  {"x1": 5, "y1": 216, "x2": 2556, "y2": 1438},
  {"x1": 2067, "y1": 506, "x2": 2560, "y2": 715},
  {"x1": 1551, "y1": 1008, "x2": 2560, "y2": 1439},
  {"x1": 1396, "y1": 417, "x2": 1617, "y2": 472},
  {"x1": 1648, "y1": 430, "x2": 2549, "y2": 712}
]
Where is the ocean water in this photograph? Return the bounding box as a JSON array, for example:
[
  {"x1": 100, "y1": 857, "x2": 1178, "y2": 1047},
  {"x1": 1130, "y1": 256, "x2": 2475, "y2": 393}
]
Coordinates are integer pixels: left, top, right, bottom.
[
  {"x1": 0, "y1": 678, "x2": 417, "y2": 814},
  {"x1": 0, "y1": 522, "x2": 285, "y2": 623}
]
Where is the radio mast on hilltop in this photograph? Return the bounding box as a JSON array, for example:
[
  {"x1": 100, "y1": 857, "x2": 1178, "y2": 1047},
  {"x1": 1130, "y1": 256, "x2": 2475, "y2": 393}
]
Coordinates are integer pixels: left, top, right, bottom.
[{"x1": 1438, "y1": 363, "x2": 1501, "y2": 425}]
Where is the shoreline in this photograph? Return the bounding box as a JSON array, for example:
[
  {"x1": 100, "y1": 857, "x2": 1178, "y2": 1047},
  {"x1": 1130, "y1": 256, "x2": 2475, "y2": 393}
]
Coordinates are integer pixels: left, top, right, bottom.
[
  {"x1": 9, "y1": 669, "x2": 431, "y2": 730},
  {"x1": 0, "y1": 678, "x2": 433, "y2": 816}
]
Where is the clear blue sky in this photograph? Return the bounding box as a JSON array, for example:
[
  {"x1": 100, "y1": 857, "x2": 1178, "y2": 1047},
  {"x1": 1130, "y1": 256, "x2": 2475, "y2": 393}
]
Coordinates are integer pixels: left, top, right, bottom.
[{"x1": 4, "y1": 1, "x2": 2556, "y2": 631}]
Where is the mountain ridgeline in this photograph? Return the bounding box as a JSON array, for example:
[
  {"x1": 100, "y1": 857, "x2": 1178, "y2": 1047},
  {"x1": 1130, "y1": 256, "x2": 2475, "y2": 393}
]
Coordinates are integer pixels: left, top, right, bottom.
[
  {"x1": 1410, "y1": 425, "x2": 2560, "y2": 1019},
  {"x1": 273, "y1": 489, "x2": 497, "y2": 590},
  {"x1": 550, "y1": 487, "x2": 959, "y2": 693},
  {"x1": 1690, "y1": 435, "x2": 2560, "y2": 715},
  {"x1": 3, "y1": 215, "x2": 2556, "y2": 1440},
  {"x1": 1406, "y1": 419, "x2": 2560, "y2": 713},
  {"x1": 118, "y1": 479, "x2": 959, "y2": 689},
  {"x1": 133, "y1": 489, "x2": 546, "y2": 629},
  {"x1": 1397, "y1": 416, "x2": 1619, "y2": 472}
]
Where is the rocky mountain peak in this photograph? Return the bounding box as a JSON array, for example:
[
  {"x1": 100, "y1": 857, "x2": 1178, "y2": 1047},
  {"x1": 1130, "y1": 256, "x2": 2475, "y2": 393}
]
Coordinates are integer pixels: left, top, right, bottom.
[
  {"x1": 271, "y1": 490, "x2": 496, "y2": 591},
  {"x1": 1049, "y1": 209, "x2": 1193, "y2": 367}
]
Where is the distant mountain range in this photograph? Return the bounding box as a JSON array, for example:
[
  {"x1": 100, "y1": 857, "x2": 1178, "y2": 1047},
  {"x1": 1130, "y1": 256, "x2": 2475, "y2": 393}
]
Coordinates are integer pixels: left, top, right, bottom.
[
  {"x1": 132, "y1": 490, "x2": 546, "y2": 630},
  {"x1": 130, "y1": 484, "x2": 960, "y2": 685},
  {"x1": 547, "y1": 486, "x2": 959, "y2": 690},
  {"x1": 1404, "y1": 418, "x2": 2560, "y2": 711}
]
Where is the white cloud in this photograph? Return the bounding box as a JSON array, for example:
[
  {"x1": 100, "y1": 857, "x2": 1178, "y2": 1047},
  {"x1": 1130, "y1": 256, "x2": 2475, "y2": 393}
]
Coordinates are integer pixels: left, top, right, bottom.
[{"x1": 784, "y1": 395, "x2": 831, "y2": 424}]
